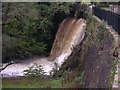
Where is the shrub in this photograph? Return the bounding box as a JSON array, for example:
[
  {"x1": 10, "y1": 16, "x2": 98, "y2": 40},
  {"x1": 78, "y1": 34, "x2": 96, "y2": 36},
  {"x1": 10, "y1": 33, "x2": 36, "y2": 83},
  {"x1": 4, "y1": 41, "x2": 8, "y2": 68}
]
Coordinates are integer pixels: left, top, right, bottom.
[
  {"x1": 23, "y1": 63, "x2": 45, "y2": 78},
  {"x1": 75, "y1": 72, "x2": 84, "y2": 85}
]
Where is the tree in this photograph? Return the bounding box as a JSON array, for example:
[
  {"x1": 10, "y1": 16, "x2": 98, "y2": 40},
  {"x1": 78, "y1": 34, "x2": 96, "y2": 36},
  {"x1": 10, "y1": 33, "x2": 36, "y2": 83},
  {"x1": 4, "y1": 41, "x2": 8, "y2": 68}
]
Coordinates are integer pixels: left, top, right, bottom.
[{"x1": 2, "y1": 2, "x2": 75, "y2": 62}]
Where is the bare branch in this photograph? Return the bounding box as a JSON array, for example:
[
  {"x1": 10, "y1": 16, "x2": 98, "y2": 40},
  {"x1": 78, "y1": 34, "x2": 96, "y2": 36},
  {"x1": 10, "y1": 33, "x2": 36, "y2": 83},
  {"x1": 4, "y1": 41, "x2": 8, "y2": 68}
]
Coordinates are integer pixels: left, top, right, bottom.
[{"x1": 0, "y1": 61, "x2": 16, "y2": 72}]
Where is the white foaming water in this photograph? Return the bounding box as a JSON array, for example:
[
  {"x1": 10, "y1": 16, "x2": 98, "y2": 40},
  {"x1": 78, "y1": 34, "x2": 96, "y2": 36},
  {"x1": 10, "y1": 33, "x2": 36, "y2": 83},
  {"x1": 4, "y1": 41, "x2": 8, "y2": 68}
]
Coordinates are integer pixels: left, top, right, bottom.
[
  {"x1": 53, "y1": 53, "x2": 68, "y2": 67},
  {"x1": 1, "y1": 57, "x2": 53, "y2": 77}
]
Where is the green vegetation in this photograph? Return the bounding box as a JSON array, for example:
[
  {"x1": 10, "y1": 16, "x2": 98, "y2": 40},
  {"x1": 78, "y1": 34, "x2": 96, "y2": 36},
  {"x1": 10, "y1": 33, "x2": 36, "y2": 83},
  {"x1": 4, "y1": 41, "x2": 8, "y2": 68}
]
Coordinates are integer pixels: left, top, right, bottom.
[
  {"x1": 100, "y1": 7, "x2": 110, "y2": 10},
  {"x1": 2, "y1": 76, "x2": 80, "y2": 88},
  {"x1": 75, "y1": 71, "x2": 84, "y2": 85},
  {"x1": 51, "y1": 79, "x2": 62, "y2": 88},
  {"x1": 2, "y1": 2, "x2": 74, "y2": 63},
  {"x1": 23, "y1": 63, "x2": 45, "y2": 77},
  {"x1": 3, "y1": 77, "x2": 51, "y2": 88},
  {"x1": 110, "y1": 56, "x2": 119, "y2": 88},
  {"x1": 3, "y1": 76, "x2": 83, "y2": 88}
]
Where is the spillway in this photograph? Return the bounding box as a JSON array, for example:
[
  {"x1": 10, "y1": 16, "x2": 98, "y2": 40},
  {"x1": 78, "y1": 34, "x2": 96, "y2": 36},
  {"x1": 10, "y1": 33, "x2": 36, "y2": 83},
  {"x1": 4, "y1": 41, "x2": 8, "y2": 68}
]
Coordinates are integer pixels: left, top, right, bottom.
[
  {"x1": 1, "y1": 18, "x2": 86, "y2": 77},
  {"x1": 50, "y1": 18, "x2": 86, "y2": 67}
]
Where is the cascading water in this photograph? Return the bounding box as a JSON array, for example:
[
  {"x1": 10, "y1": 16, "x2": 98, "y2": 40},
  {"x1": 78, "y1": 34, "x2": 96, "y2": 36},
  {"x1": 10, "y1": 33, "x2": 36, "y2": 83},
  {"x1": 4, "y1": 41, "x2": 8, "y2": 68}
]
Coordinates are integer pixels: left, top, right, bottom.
[
  {"x1": 1, "y1": 18, "x2": 86, "y2": 77},
  {"x1": 50, "y1": 18, "x2": 86, "y2": 66}
]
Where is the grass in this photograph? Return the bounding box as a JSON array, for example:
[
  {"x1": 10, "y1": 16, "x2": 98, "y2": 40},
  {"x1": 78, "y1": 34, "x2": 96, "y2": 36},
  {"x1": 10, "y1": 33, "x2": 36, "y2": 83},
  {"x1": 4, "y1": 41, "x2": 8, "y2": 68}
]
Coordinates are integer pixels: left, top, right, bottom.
[
  {"x1": 2, "y1": 77, "x2": 67, "y2": 88},
  {"x1": 51, "y1": 79, "x2": 62, "y2": 88},
  {"x1": 2, "y1": 76, "x2": 82, "y2": 88},
  {"x1": 3, "y1": 85, "x2": 36, "y2": 88},
  {"x1": 2, "y1": 77, "x2": 51, "y2": 88},
  {"x1": 100, "y1": 7, "x2": 110, "y2": 11}
]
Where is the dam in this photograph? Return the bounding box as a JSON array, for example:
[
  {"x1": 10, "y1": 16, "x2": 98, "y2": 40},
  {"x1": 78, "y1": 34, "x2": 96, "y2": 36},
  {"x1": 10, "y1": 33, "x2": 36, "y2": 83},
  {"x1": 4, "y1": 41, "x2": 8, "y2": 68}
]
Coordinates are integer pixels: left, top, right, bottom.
[{"x1": 1, "y1": 18, "x2": 86, "y2": 77}]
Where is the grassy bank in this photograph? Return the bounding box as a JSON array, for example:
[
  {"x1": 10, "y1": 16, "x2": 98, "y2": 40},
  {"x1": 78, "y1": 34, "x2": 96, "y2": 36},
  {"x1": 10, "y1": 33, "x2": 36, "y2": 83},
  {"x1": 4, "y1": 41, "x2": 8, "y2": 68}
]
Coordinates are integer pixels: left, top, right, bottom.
[
  {"x1": 2, "y1": 76, "x2": 81, "y2": 88},
  {"x1": 3, "y1": 76, "x2": 53, "y2": 88}
]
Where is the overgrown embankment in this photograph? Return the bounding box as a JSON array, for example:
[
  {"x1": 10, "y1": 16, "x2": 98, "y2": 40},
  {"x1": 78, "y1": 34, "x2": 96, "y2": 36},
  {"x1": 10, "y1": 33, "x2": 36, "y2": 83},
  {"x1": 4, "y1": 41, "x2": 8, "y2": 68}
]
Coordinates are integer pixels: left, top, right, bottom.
[{"x1": 57, "y1": 16, "x2": 119, "y2": 88}]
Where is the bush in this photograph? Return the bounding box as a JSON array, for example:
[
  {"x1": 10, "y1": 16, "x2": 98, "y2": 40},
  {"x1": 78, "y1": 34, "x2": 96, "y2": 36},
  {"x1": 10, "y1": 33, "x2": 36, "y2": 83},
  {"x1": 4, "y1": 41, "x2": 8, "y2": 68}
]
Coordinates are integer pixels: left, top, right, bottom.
[
  {"x1": 23, "y1": 63, "x2": 45, "y2": 78},
  {"x1": 75, "y1": 72, "x2": 84, "y2": 85}
]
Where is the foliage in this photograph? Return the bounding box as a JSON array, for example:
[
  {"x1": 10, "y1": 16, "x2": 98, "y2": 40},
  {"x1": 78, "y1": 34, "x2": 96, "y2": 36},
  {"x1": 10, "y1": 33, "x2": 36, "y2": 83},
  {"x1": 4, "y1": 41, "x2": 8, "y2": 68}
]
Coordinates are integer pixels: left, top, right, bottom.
[
  {"x1": 75, "y1": 71, "x2": 84, "y2": 85},
  {"x1": 2, "y1": 2, "x2": 74, "y2": 62},
  {"x1": 97, "y1": 22, "x2": 106, "y2": 42},
  {"x1": 74, "y1": 4, "x2": 89, "y2": 19},
  {"x1": 2, "y1": 76, "x2": 52, "y2": 88},
  {"x1": 110, "y1": 56, "x2": 119, "y2": 88},
  {"x1": 50, "y1": 61, "x2": 61, "y2": 78},
  {"x1": 23, "y1": 63, "x2": 45, "y2": 77},
  {"x1": 51, "y1": 79, "x2": 62, "y2": 88}
]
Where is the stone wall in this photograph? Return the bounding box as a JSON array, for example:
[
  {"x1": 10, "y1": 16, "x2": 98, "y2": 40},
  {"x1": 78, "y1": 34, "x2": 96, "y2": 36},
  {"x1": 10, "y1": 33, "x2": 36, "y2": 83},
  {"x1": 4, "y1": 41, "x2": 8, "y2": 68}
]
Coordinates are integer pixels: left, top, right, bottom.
[
  {"x1": 59, "y1": 16, "x2": 120, "y2": 88},
  {"x1": 83, "y1": 16, "x2": 119, "y2": 88}
]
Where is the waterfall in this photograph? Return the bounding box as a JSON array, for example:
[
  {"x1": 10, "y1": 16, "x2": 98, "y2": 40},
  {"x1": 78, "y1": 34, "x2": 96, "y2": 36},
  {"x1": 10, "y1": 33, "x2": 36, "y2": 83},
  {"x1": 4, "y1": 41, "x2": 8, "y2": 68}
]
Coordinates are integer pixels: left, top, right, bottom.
[
  {"x1": 1, "y1": 18, "x2": 86, "y2": 77},
  {"x1": 50, "y1": 18, "x2": 86, "y2": 67}
]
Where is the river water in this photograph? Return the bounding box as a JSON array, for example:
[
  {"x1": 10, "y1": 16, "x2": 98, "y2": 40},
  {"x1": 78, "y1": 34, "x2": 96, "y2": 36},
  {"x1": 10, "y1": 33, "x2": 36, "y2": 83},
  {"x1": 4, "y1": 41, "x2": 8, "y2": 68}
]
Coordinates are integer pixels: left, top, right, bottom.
[{"x1": 1, "y1": 57, "x2": 53, "y2": 77}]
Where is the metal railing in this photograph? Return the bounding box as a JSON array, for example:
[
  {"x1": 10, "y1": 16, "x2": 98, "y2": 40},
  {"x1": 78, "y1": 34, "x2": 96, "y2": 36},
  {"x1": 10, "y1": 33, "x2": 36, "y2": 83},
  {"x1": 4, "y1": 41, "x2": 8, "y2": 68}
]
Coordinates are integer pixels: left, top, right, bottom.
[{"x1": 93, "y1": 7, "x2": 120, "y2": 34}]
